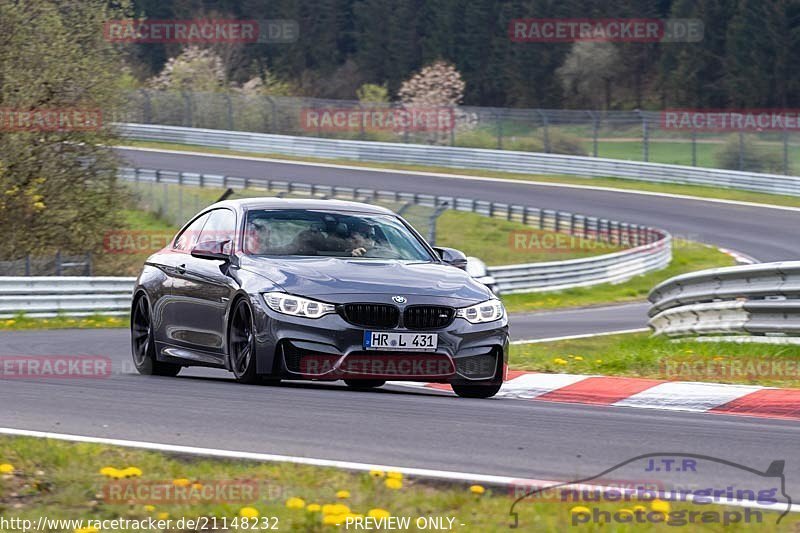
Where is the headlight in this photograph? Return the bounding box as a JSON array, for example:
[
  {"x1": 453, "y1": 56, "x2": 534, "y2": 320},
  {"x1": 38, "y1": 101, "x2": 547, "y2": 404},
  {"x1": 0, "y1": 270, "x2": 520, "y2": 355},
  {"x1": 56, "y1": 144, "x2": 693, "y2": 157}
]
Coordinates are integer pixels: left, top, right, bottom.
[
  {"x1": 456, "y1": 299, "x2": 505, "y2": 324},
  {"x1": 262, "y1": 292, "x2": 335, "y2": 319}
]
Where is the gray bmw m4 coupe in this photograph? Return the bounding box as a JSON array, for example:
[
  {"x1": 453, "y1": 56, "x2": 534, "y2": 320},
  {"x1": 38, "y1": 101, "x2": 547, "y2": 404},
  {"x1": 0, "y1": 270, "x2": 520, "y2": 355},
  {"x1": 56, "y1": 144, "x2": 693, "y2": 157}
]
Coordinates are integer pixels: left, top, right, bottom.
[{"x1": 131, "y1": 198, "x2": 509, "y2": 398}]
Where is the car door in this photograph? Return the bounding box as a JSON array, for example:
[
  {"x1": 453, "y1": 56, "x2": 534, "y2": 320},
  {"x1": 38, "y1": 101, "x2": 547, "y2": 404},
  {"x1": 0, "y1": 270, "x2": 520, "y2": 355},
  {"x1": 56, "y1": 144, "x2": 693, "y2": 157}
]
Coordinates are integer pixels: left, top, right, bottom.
[{"x1": 167, "y1": 208, "x2": 238, "y2": 361}]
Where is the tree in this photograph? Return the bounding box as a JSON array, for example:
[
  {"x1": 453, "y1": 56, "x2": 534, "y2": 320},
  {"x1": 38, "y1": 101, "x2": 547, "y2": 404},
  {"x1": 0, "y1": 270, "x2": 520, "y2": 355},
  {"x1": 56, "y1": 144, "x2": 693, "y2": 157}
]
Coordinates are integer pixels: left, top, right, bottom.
[
  {"x1": 356, "y1": 83, "x2": 389, "y2": 103},
  {"x1": 148, "y1": 46, "x2": 227, "y2": 92},
  {"x1": 0, "y1": 0, "x2": 129, "y2": 260},
  {"x1": 557, "y1": 42, "x2": 622, "y2": 109},
  {"x1": 397, "y1": 60, "x2": 465, "y2": 106}
]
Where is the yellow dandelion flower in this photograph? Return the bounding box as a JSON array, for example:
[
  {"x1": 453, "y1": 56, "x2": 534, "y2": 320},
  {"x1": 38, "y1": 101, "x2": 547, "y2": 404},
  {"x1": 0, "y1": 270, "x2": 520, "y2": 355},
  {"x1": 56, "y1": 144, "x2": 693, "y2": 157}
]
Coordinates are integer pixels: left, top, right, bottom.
[
  {"x1": 651, "y1": 499, "x2": 671, "y2": 514},
  {"x1": 121, "y1": 467, "x2": 142, "y2": 478},
  {"x1": 144, "y1": 505, "x2": 155, "y2": 512},
  {"x1": 156, "y1": 512, "x2": 169, "y2": 520},
  {"x1": 368, "y1": 508, "x2": 390, "y2": 519},
  {"x1": 285, "y1": 497, "x2": 306, "y2": 509},
  {"x1": 75, "y1": 527, "x2": 98, "y2": 533},
  {"x1": 191, "y1": 483, "x2": 203, "y2": 490},
  {"x1": 336, "y1": 490, "x2": 351, "y2": 499},
  {"x1": 98, "y1": 466, "x2": 117, "y2": 477},
  {"x1": 570, "y1": 506, "x2": 591, "y2": 515},
  {"x1": 574, "y1": 356, "x2": 583, "y2": 361},
  {"x1": 385, "y1": 478, "x2": 402, "y2": 490},
  {"x1": 0, "y1": 463, "x2": 15, "y2": 474},
  {"x1": 306, "y1": 503, "x2": 321, "y2": 512},
  {"x1": 595, "y1": 359, "x2": 603, "y2": 364},
  {"x1": 322, "y1": 503, "x2": 350, "y2": 515},
  {"x1": 369, "y1": 469, "x2": 385, "y2": 478},
  {"x1": 172, "y1": 478, "x2": 191, "y2": 487},
  {"x1": 386, "y1": 471, "x2": 403, "y2": 480},
  {"x1": 469, "y1": 484, "x2": 485, "y2": 495},
  {"x1": 239, "y1": 507, "x2": 259, "y2": 518},
  {"x1": 32, "y1": 201, "x2": 46, "y2": 210},
  {"x1": 322, "y1": 514, "x2": 344, "y2": 525},
  {"x1": 553, "y1": 358, "x2": 568, "y2": 365}
]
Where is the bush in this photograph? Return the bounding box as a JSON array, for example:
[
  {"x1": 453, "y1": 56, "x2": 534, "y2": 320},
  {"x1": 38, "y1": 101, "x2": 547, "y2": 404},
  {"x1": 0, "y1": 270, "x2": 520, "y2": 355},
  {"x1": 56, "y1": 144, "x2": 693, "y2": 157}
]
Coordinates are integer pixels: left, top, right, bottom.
[
  {"x1": 455, "y1": 128, "x2": 586, "y2": 155},
  {"x1": 714, "y1": 135, "x2": 787, "y2": 173}
]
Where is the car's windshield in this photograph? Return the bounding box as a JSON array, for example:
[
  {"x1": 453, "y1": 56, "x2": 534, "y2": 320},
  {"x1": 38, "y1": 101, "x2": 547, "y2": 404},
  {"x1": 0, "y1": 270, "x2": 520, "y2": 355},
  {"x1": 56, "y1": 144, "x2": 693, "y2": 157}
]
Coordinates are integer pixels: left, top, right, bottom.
[{"x1": 243, "y1": 209, "x2": 433, "y2": 261}]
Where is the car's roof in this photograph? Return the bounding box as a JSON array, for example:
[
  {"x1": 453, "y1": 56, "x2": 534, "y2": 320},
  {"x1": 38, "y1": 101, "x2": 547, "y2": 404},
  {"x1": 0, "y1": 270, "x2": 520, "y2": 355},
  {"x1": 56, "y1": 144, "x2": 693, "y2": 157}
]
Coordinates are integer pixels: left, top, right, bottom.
[{"x1": 207, "y1": 197, "x2": 395, "y2": 215}]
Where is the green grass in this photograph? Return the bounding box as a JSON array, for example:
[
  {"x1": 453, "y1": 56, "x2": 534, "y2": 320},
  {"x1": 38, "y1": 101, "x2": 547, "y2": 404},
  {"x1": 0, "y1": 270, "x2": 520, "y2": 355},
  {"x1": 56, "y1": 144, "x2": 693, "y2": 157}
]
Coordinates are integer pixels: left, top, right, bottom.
[
  {"x1": 0, "y1": 314, "x2": 127, "y2": 331},
  {"x1": 500, "y1": 240, "x2": 735, "y2": 313},
  {"x1": 434, "y1": 211, "x2": 619, "y2": 265},
  {"x1": 511, "y1": 331, "x2": 800, "y2": 389},
  {"x1": 121, "y1": 140, "x2": 800, "y2": 209},
  {"x1": 0, "y1": 435, "x2": 790, "y2": 532}
]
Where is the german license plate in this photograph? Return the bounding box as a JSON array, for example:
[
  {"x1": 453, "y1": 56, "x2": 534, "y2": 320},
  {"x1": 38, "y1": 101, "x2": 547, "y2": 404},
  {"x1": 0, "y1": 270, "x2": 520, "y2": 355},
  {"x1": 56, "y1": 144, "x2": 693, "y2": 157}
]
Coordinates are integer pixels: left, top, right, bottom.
[{"x1": 363, "y1": 331, "x2": 438, "y2": 352}]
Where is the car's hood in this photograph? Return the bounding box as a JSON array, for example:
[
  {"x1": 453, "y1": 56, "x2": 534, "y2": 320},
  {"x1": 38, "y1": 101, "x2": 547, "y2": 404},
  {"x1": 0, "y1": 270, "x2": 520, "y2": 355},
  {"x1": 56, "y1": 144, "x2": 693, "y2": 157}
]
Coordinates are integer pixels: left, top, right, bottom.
[{"x1": 239, "y1": 256, "x2": 492, "y2": 302}]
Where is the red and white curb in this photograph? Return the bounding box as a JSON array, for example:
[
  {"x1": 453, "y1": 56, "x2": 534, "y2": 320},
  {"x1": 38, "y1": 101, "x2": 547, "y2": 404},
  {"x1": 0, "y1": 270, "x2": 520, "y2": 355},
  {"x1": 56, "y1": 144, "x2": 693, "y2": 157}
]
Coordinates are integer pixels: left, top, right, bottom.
[{"x1": 395, "y1": 373, "x2": 800, "y2": 421}]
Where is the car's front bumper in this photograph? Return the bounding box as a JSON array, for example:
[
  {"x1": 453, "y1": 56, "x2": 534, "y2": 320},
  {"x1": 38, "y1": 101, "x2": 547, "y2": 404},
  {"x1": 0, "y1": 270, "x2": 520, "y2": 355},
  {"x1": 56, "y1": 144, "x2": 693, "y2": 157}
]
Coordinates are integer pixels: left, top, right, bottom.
[{"x1": 250, "y1": 295, "x2": 509, "y2": 382}]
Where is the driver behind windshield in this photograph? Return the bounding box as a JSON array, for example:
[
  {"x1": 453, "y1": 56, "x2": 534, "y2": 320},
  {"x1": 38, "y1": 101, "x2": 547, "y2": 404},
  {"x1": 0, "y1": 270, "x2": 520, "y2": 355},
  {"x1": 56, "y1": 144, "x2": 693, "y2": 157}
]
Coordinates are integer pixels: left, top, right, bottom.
[{"x1": 245, "y1": 216, "x2": 376, "y2": 257}]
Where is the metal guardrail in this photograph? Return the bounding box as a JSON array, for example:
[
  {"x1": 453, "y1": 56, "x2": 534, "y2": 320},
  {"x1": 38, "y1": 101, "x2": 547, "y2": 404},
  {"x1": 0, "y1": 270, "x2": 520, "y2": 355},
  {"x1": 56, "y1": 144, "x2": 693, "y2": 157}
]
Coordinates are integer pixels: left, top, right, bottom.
[
  {"x1": 648, "y1": 262, "x2": 800, "y2": 341},
  {"x1": 118, "y1": 91, "x2": 798, "y2": 174},
  {"x1": 121, "y1": 166, "x2": 671, "y2": 296},
  {"x1": 0, "y1": 277, "x2": 134, "y2": 318},
  {"x1": 119, "y1": 123, "x2": 800, "y2": 197}
]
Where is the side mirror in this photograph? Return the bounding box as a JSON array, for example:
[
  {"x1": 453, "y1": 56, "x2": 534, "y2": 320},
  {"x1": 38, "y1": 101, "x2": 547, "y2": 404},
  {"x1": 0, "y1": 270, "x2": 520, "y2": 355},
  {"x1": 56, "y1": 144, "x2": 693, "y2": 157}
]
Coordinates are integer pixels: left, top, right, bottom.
[
  {"x1": 434, "y1": 247, "x2": 468, "y2": 270},
  {"x1": 191, "y1": 239, "x2": 231, "y2": 261}
]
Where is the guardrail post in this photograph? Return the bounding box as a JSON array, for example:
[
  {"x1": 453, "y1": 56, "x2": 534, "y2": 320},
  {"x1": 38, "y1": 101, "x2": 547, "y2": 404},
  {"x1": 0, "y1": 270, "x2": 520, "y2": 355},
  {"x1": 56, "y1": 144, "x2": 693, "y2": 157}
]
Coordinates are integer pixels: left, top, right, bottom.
[
  {"x1": 495, "y1": 111, "x2": 503, "y2": 150},
  {"x1": 140, "y1": 89, "x2": 152, "y2": 124},
  {"x1": 691, "y1": 128, "x2": 697, "y2": 167}
]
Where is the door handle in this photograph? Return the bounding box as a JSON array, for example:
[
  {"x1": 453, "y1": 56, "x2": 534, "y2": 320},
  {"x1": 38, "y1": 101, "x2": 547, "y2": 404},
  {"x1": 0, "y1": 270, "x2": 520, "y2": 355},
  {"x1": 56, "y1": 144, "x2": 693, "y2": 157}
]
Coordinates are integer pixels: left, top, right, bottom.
[{"x1": 177, "y1": 264, "x2": 186, "y2": 274}]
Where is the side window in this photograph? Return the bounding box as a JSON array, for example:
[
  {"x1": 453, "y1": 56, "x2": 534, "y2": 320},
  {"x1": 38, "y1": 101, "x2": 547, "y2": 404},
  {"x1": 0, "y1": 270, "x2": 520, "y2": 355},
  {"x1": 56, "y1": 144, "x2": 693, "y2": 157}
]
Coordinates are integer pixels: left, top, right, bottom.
[
  {"x1": 173, "y1": 213, "x2": 210, "y2": 252},
  {"x1": 198, "y1": 209, "x2": 237, "y2": 253}
]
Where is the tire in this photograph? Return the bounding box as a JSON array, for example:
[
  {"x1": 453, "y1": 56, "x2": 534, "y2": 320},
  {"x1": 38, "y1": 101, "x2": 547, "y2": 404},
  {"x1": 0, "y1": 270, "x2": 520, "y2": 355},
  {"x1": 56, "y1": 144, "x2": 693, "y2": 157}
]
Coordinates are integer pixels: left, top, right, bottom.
[
  {"x1": 228, "y1": 298, "x2": 260, "y2": 384},
  {"x1": 131, "y1": 294, "x2": 182, "y2": 377},
  {"x1": 451, "y1": 353, "x2": 503, "y2": 399},
  {"x1": 344, "y1": 379, "x2": 386, "y2": 389}
]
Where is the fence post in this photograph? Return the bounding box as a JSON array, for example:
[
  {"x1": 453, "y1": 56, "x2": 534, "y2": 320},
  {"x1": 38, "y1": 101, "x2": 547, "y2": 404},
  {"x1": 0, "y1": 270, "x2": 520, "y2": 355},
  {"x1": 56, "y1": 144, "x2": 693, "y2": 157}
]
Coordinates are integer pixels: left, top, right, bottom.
[
  {"x1": 140, "y1": 89, "x2": 152, "y2": 124},
  {"x1": 225, "y1": 93, "x2": 234, "y2": 130},
  {"x1": 538, "y1": 111, "x2": 551, "y2": 153},
  {"x1": 428, "y1": 202, "x2": 449, "y2": 245},
  {"x1": 691, "y1": 128, "x2": 697, "y2": 167},
  {"x1": 591, "y1": 111, "x2": 599, "y2": 157},
  {"x1": 495, "y1": 111, "x2": 503, "y2": 150},
  {"x1": 641, "y1": 113, "x2": 649, "y2": 162},
  {"x1": 738, "y1": 132, "x2": 745, "y2": 171},
  {"x1": 783, "y1": 129, "x2": 789, "y2": 175},
  {"x1": 182, "y1": 91, "x2": 193, "y2": 127}
]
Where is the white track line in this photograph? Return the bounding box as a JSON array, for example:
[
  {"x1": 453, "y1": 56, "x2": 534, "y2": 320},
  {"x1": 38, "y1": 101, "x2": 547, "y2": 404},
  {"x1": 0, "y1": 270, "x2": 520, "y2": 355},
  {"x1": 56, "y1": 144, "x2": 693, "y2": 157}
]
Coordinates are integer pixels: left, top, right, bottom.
[
  {"x1": 0, "y1": 427, "x2": 791, "y2": 516},
  {"x1": 116, "y1": 145, "x2": 800, "y2": 213},
  {"x1": 511, "y1": 328, "x2": 649, "y2": 345}
]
